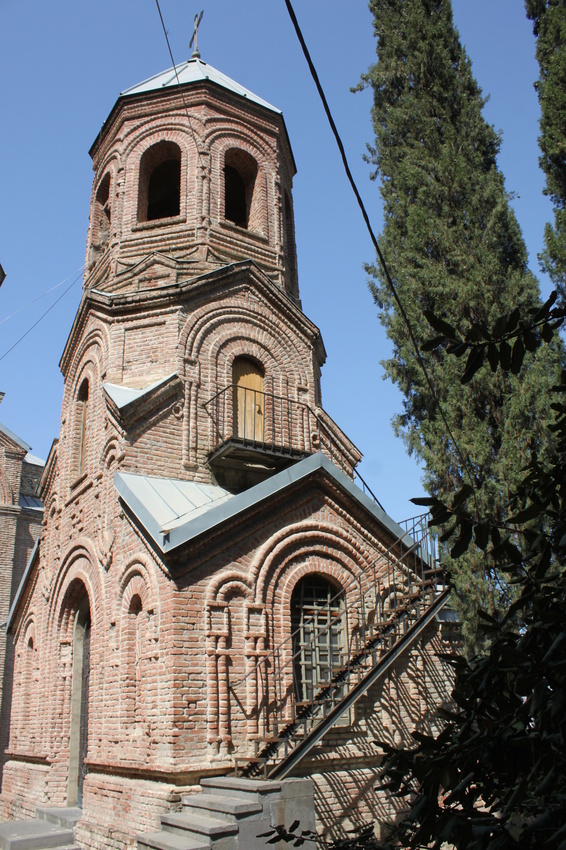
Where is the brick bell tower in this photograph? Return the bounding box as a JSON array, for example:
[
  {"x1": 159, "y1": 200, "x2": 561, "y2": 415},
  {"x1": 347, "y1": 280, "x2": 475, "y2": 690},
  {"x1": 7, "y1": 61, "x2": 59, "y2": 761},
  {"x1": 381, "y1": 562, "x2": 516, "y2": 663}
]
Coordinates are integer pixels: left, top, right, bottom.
[
  {"x1": 79, "y1": 50, "x2": 359, "y2": 492},
  {"x1": 2, "y1": 44, "x2": 453, "y2": 850}
]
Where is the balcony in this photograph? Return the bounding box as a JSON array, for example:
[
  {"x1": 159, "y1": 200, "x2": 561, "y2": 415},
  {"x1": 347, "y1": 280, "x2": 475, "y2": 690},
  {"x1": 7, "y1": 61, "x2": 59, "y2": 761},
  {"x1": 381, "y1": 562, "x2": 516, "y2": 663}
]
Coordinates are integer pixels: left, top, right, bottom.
[{"x1": 203, "y1": 385, "x2": 339, "y2": 490}]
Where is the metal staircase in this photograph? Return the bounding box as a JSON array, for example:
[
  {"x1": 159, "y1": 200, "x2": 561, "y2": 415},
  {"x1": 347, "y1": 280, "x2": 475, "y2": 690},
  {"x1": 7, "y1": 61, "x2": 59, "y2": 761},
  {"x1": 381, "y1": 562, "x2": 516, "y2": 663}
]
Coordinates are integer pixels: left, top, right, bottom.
[{"x1": 236, "y1": 514, "x2": 450, "y2": 780}]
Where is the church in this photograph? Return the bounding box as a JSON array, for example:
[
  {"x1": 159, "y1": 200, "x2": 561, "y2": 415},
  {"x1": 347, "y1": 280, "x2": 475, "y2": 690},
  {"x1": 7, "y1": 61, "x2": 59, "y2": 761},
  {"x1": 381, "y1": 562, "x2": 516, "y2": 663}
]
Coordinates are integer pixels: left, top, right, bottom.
[{"x1": 0, "y1": 45, "x2": 455, "y2": 850}]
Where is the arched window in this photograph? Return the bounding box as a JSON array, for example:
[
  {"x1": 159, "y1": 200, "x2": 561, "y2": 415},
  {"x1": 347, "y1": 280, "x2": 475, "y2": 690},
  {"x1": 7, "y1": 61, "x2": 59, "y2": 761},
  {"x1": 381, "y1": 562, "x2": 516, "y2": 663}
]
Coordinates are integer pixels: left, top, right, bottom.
[
  {"x1": 124, "y1": 594, "x2": 144, "y2": 727},
  {"x1": 224, "y1": 149, "x2": 258, "y2": 231},
  {"x1": 93, "y1": 173, "x2": 111, "y2": 247},
  {"x1": 21, "y1": 632, "x2": 37, "y2": 745},
  {"x1": 232, "y1": 356, "x2": 264, "y2": 442},
  {"x1": 291, "y1": 575, "x2": 345, "y2": 703},
  {"x1": 74, "y1": 379, "x2": 89, "y2": 479},
  {"x1": 137, "y1": 141, "x2": 181, "y2": 223}
]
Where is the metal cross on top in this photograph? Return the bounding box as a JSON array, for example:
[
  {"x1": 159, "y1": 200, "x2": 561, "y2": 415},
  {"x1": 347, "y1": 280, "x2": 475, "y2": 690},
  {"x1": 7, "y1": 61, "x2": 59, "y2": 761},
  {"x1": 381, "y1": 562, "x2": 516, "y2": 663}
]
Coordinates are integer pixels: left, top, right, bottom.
[{"x1": 189, "y1": 10, "x2": 204, "y2": 59}]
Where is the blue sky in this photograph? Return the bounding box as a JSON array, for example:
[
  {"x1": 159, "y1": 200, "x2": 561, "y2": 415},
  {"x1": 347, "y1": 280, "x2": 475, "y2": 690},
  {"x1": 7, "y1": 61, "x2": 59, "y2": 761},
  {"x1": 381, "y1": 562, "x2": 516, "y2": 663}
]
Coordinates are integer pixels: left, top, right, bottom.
[{"x1": 0, "y1": 0, "x2": 551, "y2": 522}]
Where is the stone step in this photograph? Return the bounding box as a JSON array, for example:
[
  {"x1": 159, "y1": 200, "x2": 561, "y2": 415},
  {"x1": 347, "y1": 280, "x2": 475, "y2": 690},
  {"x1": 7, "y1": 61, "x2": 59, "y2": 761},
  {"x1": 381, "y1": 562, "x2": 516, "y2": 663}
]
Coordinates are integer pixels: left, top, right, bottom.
[
  {"x1": 161, "y1": 812, "x2": 237, "y2": 841},
  {"x1": 136, "y1": 831, "x2": 208, "y2": 850},
  {"x1": 181, "y1": 793, "x2": 262, "y2": 821},
  {"x1": 199, "y1": 776, "x2": 281, "y2": 801},
  {"x1": 35, "y1": 810, "x2": 82, "y2": 830},
  {"x1": 0, "y1": 819, "x2": 74, "y2": 850}
]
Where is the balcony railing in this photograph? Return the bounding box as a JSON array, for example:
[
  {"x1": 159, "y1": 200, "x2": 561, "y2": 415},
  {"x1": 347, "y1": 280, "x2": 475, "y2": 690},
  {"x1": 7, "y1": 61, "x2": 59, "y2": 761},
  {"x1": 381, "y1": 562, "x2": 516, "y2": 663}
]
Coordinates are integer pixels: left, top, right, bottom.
[{"x1": 203, "y1": 384, "x2": 340, "y2": 463}]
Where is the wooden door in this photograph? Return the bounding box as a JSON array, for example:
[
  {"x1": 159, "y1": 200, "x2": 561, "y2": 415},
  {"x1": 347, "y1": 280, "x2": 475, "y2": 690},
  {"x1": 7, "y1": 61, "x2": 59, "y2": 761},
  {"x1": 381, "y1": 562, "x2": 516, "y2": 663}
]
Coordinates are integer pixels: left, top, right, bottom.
[{"x1": 233, "y1": 358, "x2": 264, "y2": 442}]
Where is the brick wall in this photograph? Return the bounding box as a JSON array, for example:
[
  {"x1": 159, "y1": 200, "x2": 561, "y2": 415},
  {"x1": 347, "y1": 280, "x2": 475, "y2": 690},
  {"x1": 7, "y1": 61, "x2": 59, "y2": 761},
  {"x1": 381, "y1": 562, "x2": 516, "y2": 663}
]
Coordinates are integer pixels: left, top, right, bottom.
[
  {"x1": 0, "y1": 66, "x2": 456, "y2": 850},
  {"x1": 0, "y1": 435, "x2": 44, "y2": 786}
]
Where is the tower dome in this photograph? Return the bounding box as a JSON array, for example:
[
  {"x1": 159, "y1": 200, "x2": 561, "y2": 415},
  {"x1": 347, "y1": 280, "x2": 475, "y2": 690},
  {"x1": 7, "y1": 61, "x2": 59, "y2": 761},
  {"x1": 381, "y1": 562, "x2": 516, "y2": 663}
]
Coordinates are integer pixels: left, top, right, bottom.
[{"x1": 85, "y1": 57, "x2": 299, "y2": 302}]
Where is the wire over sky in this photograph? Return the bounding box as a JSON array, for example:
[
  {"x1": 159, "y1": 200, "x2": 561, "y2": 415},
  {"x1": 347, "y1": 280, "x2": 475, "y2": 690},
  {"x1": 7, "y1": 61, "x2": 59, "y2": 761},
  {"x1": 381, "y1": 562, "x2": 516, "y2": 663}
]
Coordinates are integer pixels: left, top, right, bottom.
[
  {"x1": 0, "y1": 270, "x2": 83, "y2": 364},
  {"x1": 281, "y1": 0, "x2": 479, "y2": 508}
]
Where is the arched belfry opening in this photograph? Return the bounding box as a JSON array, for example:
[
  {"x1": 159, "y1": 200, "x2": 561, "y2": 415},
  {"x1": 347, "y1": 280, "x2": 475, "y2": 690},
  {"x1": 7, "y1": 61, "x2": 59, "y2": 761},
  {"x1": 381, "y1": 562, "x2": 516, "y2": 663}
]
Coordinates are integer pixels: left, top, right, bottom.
[
  {"x1": 138, "y1": 140, "x2": 181, "y2": 222},
  {"x1": 291, "y1": 575, "x2": 345, "y2": 704},
  {"x1": 224, "y1": 149, "x2": 258, "y2": 230},
  {"x1": 68, "y1": 592, "x2": 91, "y2": 807},
  {"x1": 93, "y1": 173, "x2": 111, "y2": 251}
]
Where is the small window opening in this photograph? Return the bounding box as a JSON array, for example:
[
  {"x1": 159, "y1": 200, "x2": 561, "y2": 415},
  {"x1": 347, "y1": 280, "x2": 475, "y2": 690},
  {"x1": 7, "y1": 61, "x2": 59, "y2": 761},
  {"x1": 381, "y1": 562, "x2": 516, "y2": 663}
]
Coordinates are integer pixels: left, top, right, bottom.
[
  {"x1": 138, "y1": 141, "x2": 182, "y2": 223},
  {"x1": 225, "y1": 166, "x2": 247, "y2": 227},
  {"x1": 224, "y1": 149, "x2": 258, "y2": 231},
  {"x1": 76, "y1": 379, "x2": 89, "y2": 479},
  {"x1": 147, "y1": 160, "x2": 181, "y2": 220},
  {"x1": 95, "y1": 174, "x2": 111, "y2": 240},
  {"x1": 129, "y1": 595, "x2": 143, "y2": 616}
]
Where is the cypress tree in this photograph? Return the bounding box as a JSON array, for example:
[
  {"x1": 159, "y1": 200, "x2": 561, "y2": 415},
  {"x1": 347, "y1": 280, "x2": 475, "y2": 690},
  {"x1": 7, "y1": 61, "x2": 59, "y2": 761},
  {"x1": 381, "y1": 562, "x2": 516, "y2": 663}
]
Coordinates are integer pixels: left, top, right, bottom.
[
  {"x1": 526, "y1": 0, "x2": 566, "y2": 302},
  {"x1": 361, "y1": 0, "x2": 563, "y2": 642}
]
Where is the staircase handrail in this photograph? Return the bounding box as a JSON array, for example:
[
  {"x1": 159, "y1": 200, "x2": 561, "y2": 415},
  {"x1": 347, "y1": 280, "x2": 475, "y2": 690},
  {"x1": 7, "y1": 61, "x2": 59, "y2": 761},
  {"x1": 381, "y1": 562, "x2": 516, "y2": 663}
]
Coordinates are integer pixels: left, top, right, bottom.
[{"x1": 232, "y1": 515, "x2": 442, "y2": 690}]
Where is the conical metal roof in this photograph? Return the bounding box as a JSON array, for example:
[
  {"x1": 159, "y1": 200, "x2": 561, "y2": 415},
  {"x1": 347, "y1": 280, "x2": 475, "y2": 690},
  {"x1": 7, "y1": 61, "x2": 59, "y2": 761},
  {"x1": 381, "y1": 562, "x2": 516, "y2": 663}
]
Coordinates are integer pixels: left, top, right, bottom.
[{"x1": 121, "y1": 57, "x2": 280, "y2": 114}]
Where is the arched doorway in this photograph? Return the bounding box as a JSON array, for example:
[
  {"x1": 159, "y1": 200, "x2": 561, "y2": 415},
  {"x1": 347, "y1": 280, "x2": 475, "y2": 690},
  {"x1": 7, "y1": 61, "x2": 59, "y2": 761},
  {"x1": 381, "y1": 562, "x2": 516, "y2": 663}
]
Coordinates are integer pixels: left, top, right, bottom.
[
  {"x1": 68, "y1": 595, "x2": 91, "y2": 807},
  {"x1": 232, "y1": 357, "x2": 264, "y2": 443},
  {"x1": 291, "y1": 575, "x2": 345, "y2": 703}
]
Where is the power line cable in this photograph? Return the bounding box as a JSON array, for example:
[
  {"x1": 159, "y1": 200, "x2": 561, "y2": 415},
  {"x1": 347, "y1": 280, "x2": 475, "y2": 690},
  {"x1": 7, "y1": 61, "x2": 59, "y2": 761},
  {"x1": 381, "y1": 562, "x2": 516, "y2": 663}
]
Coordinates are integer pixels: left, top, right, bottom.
[
  {"x1": 0, "y1": 271, "x2": 82, "y2": 364},
  {"x1": 282, "y1": 0, "x2": 479, "y2": 509},
  {"x1": 0, "y1": 265, "x2": 84, "y2": 328},
  {"x1": 153, "y1": 0, "x2": 205, "y2": 170}
]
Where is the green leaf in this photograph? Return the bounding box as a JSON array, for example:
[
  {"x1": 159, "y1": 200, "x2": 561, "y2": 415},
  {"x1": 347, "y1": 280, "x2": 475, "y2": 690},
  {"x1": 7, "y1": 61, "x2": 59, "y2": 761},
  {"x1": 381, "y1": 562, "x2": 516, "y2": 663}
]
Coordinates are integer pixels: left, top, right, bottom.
[
  {"x1": 511, "y1": 336, "x2": 525, "y2": 374},
  {"x1": 500, "y1": 340, "x2": 512, "y2": 370},
  {"x1": 421, "y1": 335, "x2": 446, "y2": 352},
  {"x1": 487, "y1": 342, "x2": 499, "y2": 372},
  {"x1": 474, "y1": 521, "x2": 490, "y2": 550},
  {"x1": 423, "y1": 310, "x2": 458, "y2": 340},
  {"x1": 461, "y1": 347, "x2": 485, "y2": 384},
  {"x1": 451, "y1": 522, "x2": 474, "y2": 558}
]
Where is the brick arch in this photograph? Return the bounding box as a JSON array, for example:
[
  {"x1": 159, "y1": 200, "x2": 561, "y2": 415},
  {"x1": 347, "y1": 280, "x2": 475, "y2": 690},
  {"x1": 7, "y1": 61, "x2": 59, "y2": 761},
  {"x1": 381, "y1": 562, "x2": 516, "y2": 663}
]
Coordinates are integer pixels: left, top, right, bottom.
[
  {"x1": 65, "y1": 325, "x2": 108, "y2": 388},
  {"x1": 251, "y1": 521, "x2": 374, "y2": 607},
  {"x1": 99, "y1": 435, "x2": 125, "y2": 470},
  {"x1": 12, "y1": 615, "x2": 39, "y2": 750},
  {"x1": 87, "y1": 160, "x2": 117, "y2": 267},
  {"x1": 180, "y1": 295, "x2": 313, "y2": 466},
  {"x1": 122, "y1": 126, "x2": 196, "y2": 226},
  {"x1": 206, "y1": 569, "x2": 252, "y2": 607},
  {"x1": 117, "y1": 559, "x2": 160, "y2": 745},
  {"x1": 205, "y1": 128, "x2": 277, "y2": 238},
  {"x1": 205, "y1": 573, "x2": 254, "y2": 755},
  {"x1": 180, "y1": 299, "x2": 310, "y2": 390},
  {"x1": 117, "y1": 555, "x2": 160, "y2": 618},
  {"x1": 91, "y1": 149, "x2": 119, "y2": 189},
  {"x1": 203, "y1": 126, "x2": 277, "y2": 171},
  {"x1": 121, "y1": 122, "x2": 200, "y2": 164},
  {"x1": 47, "y1": 542, "x2": 103, "y2": 638}
]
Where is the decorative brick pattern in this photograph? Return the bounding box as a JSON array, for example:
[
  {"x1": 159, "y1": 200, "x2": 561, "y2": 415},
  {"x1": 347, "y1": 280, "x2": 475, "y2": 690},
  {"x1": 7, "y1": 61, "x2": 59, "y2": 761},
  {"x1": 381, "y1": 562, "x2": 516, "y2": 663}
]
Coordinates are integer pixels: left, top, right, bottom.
[{"x1": 0, "y1": 64, "x2": 457, "y2": 850}]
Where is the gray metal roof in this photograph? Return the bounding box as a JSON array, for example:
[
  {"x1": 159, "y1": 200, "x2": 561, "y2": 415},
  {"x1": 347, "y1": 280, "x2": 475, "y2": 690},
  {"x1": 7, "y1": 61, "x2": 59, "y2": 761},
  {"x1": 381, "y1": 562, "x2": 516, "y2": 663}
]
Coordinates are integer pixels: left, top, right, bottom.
[
  {"x1": 103, "y1": 373, "x2": 177, "y2": 411},
  {"x1": 115, "y1": 453, "x2": 410, "y2": 555},
  {"x1": 24, "y1": 453, "x2": 45, "y2": 467},
  {"x1": 121, "y1": 57, "x2": 281, "y2": 115},
  {"x1": 18, "y1": 494, "x2": 43, "y2": 512},
  {"x1": 0, "y1": 421, "x2": 31, "y2": 453}
]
